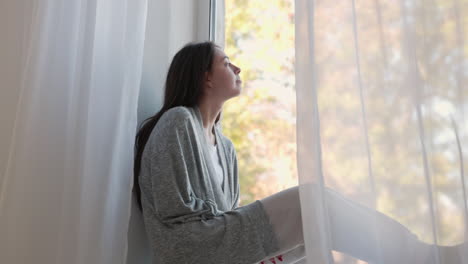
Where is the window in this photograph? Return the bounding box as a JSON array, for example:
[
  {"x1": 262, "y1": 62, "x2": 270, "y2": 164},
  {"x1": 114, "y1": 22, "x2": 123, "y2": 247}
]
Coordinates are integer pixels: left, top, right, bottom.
[{"x1": 221, "y1": 0, "x2": 297, "y2": 205}]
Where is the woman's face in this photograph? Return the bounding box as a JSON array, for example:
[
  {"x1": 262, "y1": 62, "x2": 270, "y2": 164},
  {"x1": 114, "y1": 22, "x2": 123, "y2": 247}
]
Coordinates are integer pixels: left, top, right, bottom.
[{"x1": 204, "y1": 47, "x2": 242, "y2": 102}]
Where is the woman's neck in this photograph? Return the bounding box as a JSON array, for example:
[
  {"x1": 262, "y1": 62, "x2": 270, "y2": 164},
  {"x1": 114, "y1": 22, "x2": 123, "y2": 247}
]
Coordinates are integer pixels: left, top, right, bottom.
[{"x1": 197, "y1": 101, "x2": 222, "y2": 145}]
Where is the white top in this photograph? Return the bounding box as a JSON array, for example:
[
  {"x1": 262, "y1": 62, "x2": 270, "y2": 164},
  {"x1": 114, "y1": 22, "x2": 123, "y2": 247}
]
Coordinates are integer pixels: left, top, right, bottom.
[{"x1": 208, "y1": 143, "x2": 224, "y2": 187}]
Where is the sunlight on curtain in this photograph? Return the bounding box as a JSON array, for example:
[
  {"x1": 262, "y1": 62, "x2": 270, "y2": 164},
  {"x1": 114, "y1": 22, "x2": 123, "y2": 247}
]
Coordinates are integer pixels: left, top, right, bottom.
[
  {"x1": 0, "y1": 1, "x2": 147, "y2": 263},
  {"x1": 296, "y1": 0, "x2": 467, "y2": 263}
]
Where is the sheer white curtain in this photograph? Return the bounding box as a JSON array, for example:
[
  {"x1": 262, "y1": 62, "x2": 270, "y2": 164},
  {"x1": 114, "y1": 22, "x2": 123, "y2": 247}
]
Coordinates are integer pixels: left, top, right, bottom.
[
  {"x1": 0, "y1": 1, "x2": 147, "y2": 263},
  {"x1": 296, "y1": 0, "x2": 467, "y2": 263}
]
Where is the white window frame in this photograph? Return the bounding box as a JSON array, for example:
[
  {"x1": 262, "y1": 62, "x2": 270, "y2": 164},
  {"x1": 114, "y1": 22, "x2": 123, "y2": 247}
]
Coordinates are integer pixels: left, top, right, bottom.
[{"x1": 204, "y1": 0, "x2": 225, "y2": 46}]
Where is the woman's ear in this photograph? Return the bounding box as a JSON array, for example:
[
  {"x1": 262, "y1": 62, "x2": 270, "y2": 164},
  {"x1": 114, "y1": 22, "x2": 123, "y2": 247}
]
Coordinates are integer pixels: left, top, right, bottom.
[{"x1": 204, "y1": 71, "x2": 213, "y2": 91}]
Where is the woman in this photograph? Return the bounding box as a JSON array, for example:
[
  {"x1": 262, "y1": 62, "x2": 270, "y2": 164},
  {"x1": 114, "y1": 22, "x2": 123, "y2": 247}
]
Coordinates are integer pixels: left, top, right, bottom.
[
  {"x1": 134, "y1": 41, "x2": 280, "y2": 263},
  {"x1": 134, "y1": 41, "x2": 465, "y2": 264}
]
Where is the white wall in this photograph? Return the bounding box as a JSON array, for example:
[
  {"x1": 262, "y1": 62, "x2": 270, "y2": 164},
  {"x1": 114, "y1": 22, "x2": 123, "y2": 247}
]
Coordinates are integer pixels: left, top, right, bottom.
[{"x1": 126, "y1": 1, "x2": 211, "y2": 263}]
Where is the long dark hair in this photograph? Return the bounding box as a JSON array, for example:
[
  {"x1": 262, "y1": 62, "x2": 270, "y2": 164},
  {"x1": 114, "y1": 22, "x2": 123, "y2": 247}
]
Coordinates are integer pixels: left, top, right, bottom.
[{"x1": 133, "y1": 41, "x2": 218, "y2": 211}]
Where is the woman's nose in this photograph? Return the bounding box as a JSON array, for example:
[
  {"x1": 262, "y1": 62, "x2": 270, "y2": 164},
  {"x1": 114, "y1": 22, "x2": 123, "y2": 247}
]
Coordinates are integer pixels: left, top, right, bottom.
[{"x1": 232, "y1": 64, "x2": 241, "y2": 74}]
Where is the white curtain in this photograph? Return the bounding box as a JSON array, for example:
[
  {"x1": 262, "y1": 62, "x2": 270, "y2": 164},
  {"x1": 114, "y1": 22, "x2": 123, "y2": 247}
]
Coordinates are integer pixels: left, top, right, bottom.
[
  {"x1": 0, "y1": 0, "x2": 147, "y2": 263},
  {"x1": 296, "y1": 0, "x2": 467, "y2": 263}
]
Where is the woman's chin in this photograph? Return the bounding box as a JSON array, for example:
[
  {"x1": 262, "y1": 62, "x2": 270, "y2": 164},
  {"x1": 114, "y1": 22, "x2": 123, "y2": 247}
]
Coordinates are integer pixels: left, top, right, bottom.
[
  {"x1": 234, "y1": 87, "x2": 242, "y2": 96},
  {"x1": 223, "y1": 90, "x2": 241, "y2": 103}
]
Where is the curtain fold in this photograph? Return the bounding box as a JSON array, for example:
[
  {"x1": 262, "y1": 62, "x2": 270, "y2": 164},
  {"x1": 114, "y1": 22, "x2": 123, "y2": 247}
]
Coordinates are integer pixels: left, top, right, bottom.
[
  {"x1": 0, "y1": 1, "x2": 147, "y2": 263},
  {"x1": 296, "y1": 0, "x2": 467, "y2": 263}
]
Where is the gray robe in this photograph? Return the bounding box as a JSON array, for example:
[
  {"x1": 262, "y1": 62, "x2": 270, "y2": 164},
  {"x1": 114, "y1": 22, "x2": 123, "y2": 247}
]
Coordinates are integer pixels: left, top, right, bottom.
[{"x1": 139, "y1": 106, "x2": 279, "y2": 263}]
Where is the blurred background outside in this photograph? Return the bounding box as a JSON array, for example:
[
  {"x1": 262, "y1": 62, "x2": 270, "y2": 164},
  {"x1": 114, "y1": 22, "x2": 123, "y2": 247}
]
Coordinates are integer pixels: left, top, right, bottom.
[{"x1": 223, "y1": 1, "x2": 467, "y2": 263}]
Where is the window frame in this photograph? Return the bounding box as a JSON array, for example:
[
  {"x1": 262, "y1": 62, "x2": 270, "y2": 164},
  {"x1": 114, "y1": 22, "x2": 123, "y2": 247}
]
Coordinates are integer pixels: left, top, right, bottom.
[{"x1": 207, "y1": 0, "x2": 225, "y2": 45}]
